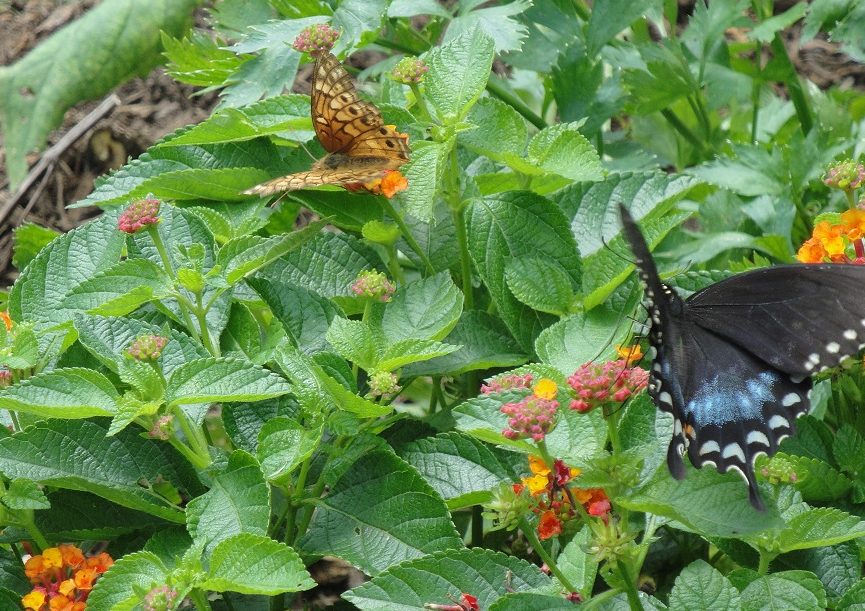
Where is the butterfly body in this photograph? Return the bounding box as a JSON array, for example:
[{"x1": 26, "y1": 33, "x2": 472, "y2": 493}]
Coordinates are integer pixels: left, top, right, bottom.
[
  {"x1": 244, "y1": 52, "x2": 410, "y2": 196},
  {"x1": 619, "y1": 204, "x2": 865, "y2": 509}
]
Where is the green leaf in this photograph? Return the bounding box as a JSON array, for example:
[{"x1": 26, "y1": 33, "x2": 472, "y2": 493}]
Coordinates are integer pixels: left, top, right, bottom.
[
  {"x1": 256, "y1": 231, "x2": 384, "y2": 304},
  {"x1": 772, "y1": 508, "x2": 865, "y2": 552},
  {"x1": 257, "y1": 417, "x2": 322, "y2": 483},
  {"x1": 622, "y1": 40, "x2": 700, "y2": 115},
  {"x1": 737, "y1": 570, "x2": 826, "y2": 611},
  {"x1": 73, "y1": 314, "x2": 209, "y2": 377},
  {"x1": 525, "y1": 122, "x2": 603, "y2": 182},
  {"x1": 377, "y1": 339, "x2": 461, "y2": 371},
  {"x1": 0, "y1": 548, "x2": 31, "y2": 595},
  {"x1": 298, "y1": 449, "x2": 463, "y2": 575},
  {"x1": 381, "y1": 272, "x2": 463, "y2": 342},
  {"x1": 0, "y1": 368, "x2": 118, "y2": 418},
  {"x1": 398, "y1": 433, "x2": 513, "y2": 508},
  {"x1": 781, "y1": 453, "x2": 852, "y2": 502},
  {"x1": 165, "y1": 357, "x2": 291, "y2": 406},
  {"x1": 669, "y1": 559, "x2": 741, "y2": 611},
  {"x1": 0, "y1": 0, "x2": 198, "y2": 187},
  {"x1": 274, "y1": 346, "x2": 390, "y2": 418},
  {"x1": 162, "y1": 30, "x2": 241, "y2": 87},
  {"x1": 535, "y1": 306, "x2": 632, "y2": 375},
  {"x1": 777, "y1": 541, "x2": 861, "y2": 601},
  {"x1": 344, "y1": 548, "x2": 553, "y2": 609},
  {"x1": 425, "y1": 29, "x2": 495, "y2": 121},
  {"x1": 505, "y1": 257, "x2": 577, "y2": 316},
  {"x1": 0, "y1": 323, "x2": 40, "y2": 370},
  {"x1": 467, "y1": 191, "x2": 581, "y2": 351},
  {"x1": 444, "y1": 0, "x2": 531, "y2": 54},
  {"x1": 555, "y1": 527, "x2": 598, "y2": 598},
  {"x1": 488, "y1": 593, "x2": 590, "y2": 610},
  {"x1": 0, "y1": 420, "x2": 202, "y2": 522},
  {"x1": 217, "y1": 219, "x2": 327, "y2": 285},
  {"x1": 330, "y1": 2, "x2": 383, "y2": 47},
  {"x1": 621, "y1": 464, "x2": 783, "y2": 538},
  {"x1": 4, "y1": 479, "x2": 50, "y2": 510},
  {"x1": 459, "y1": 97, "x2": 529, "y2": 163},
  {"x1": 326, "y1": 317, "x2": 380, "y2": 371},
  {"x1": 838, "y1": 579, "x2": 865, "y2": 610},
  {"x1": 248, "y1": 277, "x2": 340, "y2": 355},
  {"x1": 187, "y1": 451, "x2": 270, "y2": 553},
  {"x1": 9, "y1": 215, "x2": 125, "y2": 329},
  {"x1": 11, "y1": 223, "x2": 59, "y2": 272},
  {"x1": 402, "y1": 139, "x2": 452, "y2": 222},
  {"x1": 749, "y1": 2, "x2": 809, "y2": 43},
  {"x1": 586, "y1": 0, "x2": 657, "y2": 56},
  {"x1": 157, "y1": 95, "x2": 313, "y2": 146},
  {"x1": 200, "y1": 533, "x2": 315, "y2": 595},
  {"x1": 403, "y1": 311, "x2": 527, "y2": 377},
  {"x1": 86, "y1": 551, "x2": 170, "y2": 611},
  {"x1": 36, "y1": 490, "x2": 165, "y2": 541},
  {"x1": 833, "y1": 424, "x2": 865, "y2": 478},
  {"x1": 62, "y1": 259, "x2": 173, "y2": 316}
]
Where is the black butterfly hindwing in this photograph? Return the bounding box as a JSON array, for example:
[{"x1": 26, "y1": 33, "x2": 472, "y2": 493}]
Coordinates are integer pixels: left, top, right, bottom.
[{"x1": 619, "y1": 203, "x2": 865, "y2": 510}]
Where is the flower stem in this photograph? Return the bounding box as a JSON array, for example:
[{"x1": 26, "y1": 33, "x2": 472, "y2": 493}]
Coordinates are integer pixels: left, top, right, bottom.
[
  {"x1": 518, "y1": 517, "x2": 577, "y2": 593},
  {"x1": 171, "y1": 405, "x2": 211, "y2": 469},
  {"x1": 409, "y1": 83, "x2": 434, "y2": 123},
  {"x1": 380, "y1": 197, "x2": 435, "y2": 275},
  {"x1": 616, "y1": 559, "x2": 643, "y2": 611},
  {"x1": 147, "y1": 225, "x2": 202, "y2": 344}
]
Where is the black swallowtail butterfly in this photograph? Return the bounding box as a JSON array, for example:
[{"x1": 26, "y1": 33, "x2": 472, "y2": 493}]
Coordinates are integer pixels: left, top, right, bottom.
[{"x1": 619, "y1": 203, "x2": 865, "y2": 510}]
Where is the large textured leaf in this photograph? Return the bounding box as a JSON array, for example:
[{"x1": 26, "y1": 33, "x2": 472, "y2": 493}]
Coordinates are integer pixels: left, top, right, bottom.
[
  {"x1": 0, "y1": 0, "x2": 198, "y2": 187},
  {"x1": 298, "y1": 449, "x2": 462, "y2": 575}
]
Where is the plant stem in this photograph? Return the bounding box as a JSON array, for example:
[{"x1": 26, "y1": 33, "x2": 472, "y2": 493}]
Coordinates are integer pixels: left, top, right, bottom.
[
  {"x1": 486, "y1": 74, "x2": 547, "y2": 130},
  {"x1": 171, "y1": 405, "x2": 211, "y2": 469},
  {"x1": 660, "y1": 109, "x2": 710, "y2": 160},
  {"x1": 409, "y1": 83, "x2": 434, "y2": 123},
  {"x1": 616, "y1": 559, "x2": 643, "y2": 611},
  {"x1": 757, "y1": 548, "x2": 775, "y2": 575},
  {"x1": 769, "y1": 34, "x2": 812, "y2": 135},
  {"x1": 381, "y1": 198, "x2": 435, "y2": 275},
  {"x1": 189, "y1": 589, "x2": 213, "y2": 611},
  {"x1": 518, "y1": 517, "x2": 577, "y2": 593},
  {"x1": 194, "y1": 291, "x2": 218, "y2": 356},
  {"x1": 147, "y1": 225, "x2": 202, "y2": 344}
]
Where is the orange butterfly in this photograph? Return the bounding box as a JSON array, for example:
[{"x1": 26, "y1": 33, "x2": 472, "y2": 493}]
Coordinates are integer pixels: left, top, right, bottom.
[{"x1": 243, "y1": 52, "x2": 411, "y2": 196}]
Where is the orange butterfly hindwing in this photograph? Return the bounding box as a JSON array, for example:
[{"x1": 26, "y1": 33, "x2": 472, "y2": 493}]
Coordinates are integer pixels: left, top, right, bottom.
[{"x1": 243, "y1": 51, "x2": 410, "y2": 197}]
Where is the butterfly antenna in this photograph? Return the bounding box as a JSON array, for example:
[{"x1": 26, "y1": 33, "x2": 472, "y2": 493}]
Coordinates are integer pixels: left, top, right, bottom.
[
  {"x1": 299, "y1": 141, "x2": 318, "y2": 162},
  {"x1": 601, "y1": 235, "x2": 637, "y2": 265}
]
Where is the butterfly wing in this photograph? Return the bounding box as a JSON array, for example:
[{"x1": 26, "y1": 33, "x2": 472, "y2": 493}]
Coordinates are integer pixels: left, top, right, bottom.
[
  {"x1": 687, "y1": 265, "x2": 865, "y2": 375},
  {"x1": 669, "y1": 320, "x2": 811, "y2": 510},
  {"x1": 311, "y1": 52, "x2": 410, "y2": 162},
  {"x1": 242, "y1": 166, "x2": 390, "y2": 196},
  {"x1": 618, "y1": 204, "x2": 816, "y2": 510}
]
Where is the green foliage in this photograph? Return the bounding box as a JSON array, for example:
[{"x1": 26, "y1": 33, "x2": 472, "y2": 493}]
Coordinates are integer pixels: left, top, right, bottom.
[
  {"x1": 4, "y1": 1, "x2": 865, "y2": 609},
  {"x1": 0, "y1": 0, "x2": 200, "y2": 188}
]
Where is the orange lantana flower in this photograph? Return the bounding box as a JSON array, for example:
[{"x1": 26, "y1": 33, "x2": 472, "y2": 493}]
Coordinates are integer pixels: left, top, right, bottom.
[
  {"x1": 538, "y1": 509, "x2": 562, "y2": 540},
  {"x1": 0, "y1": 311, "x2": 11, "y2": 331},
  {"x1": 813, "y1": 221, "x2": 846, "y2": 257},
  {"x1": 22, "y1": 591, "x2": 45, "y2": 611},
  {"x1": 797, "y1": 237, "x2": 828, "y2": 263},
  {"x1": 616, "y1": 344, "x2": 644, "y2": 365},
  {"x1": 361, "y1": 170, "x2": 409, "y2": 198},
  {"x1": 842, "y1": 208, "x2": 865, "y2": 239}
]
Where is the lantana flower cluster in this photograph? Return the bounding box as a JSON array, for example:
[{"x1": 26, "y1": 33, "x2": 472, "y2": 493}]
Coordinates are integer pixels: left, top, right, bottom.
[
  {"x1": 519, "y1": 456, "x2": 611, "y2": 540},
  {"x1": 117, "y1": 197, "x2": 160, "y2": 234},
  {"x1": 126, "y1": 334, "x2": 168, "y2": 361},
  {"x1": 391, "y1": 57, "x2": 429, "y2": 84},
  {"x1": 350, "y1": 169, "x2": 409, "y2": 199},
  {"x1": 567, "y1": 359, "x2": 649, "y2": 413},
  {"x1": 351, "y1": 270, "x2": 395, "y2": 302},
  {"x1": 797, "y1": 208, "x2": 865, "y2": 263},
  {"x1": 22, "y1": 545, "x2": 113, "y2": 611},
  {"x1": 292, "y1": 23, "x2": 340, "y2": 55},
  {"x1": 500, "y1": 378, "x2": 559, "y2": 441}
]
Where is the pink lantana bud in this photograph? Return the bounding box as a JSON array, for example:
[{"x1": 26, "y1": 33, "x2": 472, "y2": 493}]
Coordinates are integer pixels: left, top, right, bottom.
[
  {"x1": 391, "y1": 56, "x2": 429, "y2": 84},
  {"x1": 501, "y1": 394, "x2": 558, "y2": 442},
  {"x1": 481, "y1": 373, "x2": 533, "y2": 394},
  {"x1": 567, "y1": 359, "x2": 648, "y2": 413},
  {"x1": 292, "y1": 24, "x2": 340, "y2": 55},
  {"x1": 0, "y1": 369, "x2": 11, "y2": 388},
  {"x1": 148, "y1": 415, "x2": 174, "y2": 441},
  {"x1": 118, "y1": 197, "x2": 161, "y2": 234},
  {"x1": 143, "y1": 584, "x2": 179, "y2": 611},
  {"x1": 824, "y1": 159, "x2": 865, "y2": 191},
  {"x1": 350, "y1": 270, "x2": 395, "y2": 302},
  {"x1": 126, "y1": 335, "x2": 168, "y2": 361}
]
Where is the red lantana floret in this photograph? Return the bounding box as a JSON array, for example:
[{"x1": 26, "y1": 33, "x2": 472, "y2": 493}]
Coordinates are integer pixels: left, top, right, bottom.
[
  {"x1": 118, "y1": 197, "x2": 160, "y2": 234},
  {"x1": 567, "y1": 359, "x2": 648, "y2": 413}
]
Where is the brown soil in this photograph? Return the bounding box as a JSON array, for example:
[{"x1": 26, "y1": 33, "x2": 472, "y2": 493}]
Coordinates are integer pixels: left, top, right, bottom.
[{"x1": 0, "y1": 0, "x2": 218, "y2": 287}]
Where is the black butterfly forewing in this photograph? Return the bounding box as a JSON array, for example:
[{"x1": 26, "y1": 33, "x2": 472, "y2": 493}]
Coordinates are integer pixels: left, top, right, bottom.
[{"x1": 618, "y1": 203, "x2": 865, "y2": 510}]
